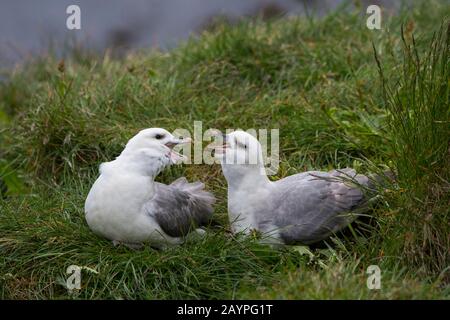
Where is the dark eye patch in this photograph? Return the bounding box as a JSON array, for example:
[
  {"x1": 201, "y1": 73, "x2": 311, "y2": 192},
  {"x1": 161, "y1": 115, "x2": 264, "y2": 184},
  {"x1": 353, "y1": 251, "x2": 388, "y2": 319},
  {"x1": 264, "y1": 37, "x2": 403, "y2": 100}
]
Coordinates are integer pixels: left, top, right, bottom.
[
  {"x1": 234, "y1": 138, "x2": 247, "y2": 149},
  {"x1": 155, "y1": 134, "x2": 165, "y2": 140}
]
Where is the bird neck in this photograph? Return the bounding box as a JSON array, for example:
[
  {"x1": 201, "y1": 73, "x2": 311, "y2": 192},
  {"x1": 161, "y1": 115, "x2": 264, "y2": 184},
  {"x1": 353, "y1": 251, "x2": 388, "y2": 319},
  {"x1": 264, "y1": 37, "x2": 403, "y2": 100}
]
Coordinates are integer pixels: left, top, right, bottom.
[
  {"x1": 104, "y1": 153, "x2": 169, "y2": 178},
  {"x1": 222, "y1": 164, "x2": 271, "y2": 192}
]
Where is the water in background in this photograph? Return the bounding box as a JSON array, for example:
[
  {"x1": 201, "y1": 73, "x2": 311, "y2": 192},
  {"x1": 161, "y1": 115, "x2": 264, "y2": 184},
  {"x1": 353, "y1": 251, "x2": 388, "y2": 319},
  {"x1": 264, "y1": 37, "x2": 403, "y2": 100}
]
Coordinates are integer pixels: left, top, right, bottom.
[{"x1": 0, "y1": 0, "x2": 399, "y2": 67}]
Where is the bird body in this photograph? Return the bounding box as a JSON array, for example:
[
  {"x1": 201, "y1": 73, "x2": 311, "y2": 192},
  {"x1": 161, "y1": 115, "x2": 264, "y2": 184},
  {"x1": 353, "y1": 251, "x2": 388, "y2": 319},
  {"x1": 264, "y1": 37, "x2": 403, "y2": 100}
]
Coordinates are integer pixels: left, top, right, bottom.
[
  {"x1": 227, "y1": 169, "x2": 370, "y2": 245},
  {"x1": 85, "y1": 157, "x2": 162, "y2": 245},
  {"x1": 217, "y1": 131, "x2": 377, "y2": 245},
  {"x1": 85, "y1": 128, "x2": 215, "y2": 249}
]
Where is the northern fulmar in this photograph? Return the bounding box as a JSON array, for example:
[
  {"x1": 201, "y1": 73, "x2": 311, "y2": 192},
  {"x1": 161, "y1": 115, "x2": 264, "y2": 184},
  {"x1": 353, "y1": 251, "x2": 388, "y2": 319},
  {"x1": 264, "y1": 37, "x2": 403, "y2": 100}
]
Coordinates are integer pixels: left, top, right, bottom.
[
  {"x1": 215, "y1": 130, "x2": 384, "y2": 246},
  {"x1": 85, "y1": 128, "x2": 215, "y2": 249}
]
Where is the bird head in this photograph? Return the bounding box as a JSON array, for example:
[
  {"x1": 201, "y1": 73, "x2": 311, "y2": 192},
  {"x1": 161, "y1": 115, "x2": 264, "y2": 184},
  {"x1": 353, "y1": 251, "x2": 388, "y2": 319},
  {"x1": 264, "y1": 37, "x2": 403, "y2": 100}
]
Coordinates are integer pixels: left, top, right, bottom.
[
  {"x1": 214, "y1": 130, "x2": 266, "y2": 182},
  {"x1": 122, "y1": 128, "x2": 190, "y2": 165}
]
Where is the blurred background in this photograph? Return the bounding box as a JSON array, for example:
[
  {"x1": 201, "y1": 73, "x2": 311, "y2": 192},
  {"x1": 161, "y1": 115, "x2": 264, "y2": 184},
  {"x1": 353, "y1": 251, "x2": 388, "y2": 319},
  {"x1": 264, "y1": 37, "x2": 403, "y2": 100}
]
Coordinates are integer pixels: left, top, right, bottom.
[{"x1": 0, "y1": 0, "x2": 398, "y2": 67}]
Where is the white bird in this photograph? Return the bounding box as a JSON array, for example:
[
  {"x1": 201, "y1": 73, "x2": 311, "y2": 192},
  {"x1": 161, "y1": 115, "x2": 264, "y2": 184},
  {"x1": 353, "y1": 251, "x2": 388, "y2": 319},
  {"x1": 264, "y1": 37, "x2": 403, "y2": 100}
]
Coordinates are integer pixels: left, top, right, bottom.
[
  {"x1": 215, "y1": 130, "x2": 383, "y2": 246},
  {"x1": 85, "y1": 128, "x2": 215, "y2": 249}
]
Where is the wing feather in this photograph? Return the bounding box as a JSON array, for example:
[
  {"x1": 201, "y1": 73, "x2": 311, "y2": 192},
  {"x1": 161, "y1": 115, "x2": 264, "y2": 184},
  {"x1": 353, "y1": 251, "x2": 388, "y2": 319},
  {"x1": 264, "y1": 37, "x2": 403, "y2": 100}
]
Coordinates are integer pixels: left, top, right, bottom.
[
  {"x1": 269, "y1": 169, "x2": 369, "y2": 244},
  {"x1": 144, "y1": 179, "x2": 215, "y2": 238}
]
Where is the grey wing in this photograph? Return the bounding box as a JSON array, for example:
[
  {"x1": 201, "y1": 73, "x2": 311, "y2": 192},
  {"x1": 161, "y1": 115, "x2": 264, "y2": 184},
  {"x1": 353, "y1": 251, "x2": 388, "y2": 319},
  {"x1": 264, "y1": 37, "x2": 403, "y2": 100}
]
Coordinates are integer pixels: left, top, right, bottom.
[
  {"x1": 145, "y1": 178, "x2": 215, "y2": 238},
  {"x1": 271, "y1": 169, "x2": 369, "y2": 245}
]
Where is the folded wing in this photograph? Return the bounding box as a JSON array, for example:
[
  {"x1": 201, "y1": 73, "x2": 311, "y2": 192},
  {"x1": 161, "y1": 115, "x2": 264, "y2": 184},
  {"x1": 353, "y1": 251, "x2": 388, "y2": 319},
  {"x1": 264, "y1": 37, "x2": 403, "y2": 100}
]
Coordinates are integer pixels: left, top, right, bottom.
[
  {"x1": 145, "y1": 177, "x2": 216, "y2": 238},
  {"x1": 271, "y1": 168, "x2": 370, "y2": 244}
]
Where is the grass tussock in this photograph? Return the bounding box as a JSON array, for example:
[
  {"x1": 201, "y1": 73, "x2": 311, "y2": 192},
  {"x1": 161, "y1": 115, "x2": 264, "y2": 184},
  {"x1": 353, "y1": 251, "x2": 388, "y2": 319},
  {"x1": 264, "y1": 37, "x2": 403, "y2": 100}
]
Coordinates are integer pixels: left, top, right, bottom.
[
  {"x1": 0, "y1": 0, "x2": 449, "y2": 299},
  {"x1": 376, "y1": 22, "x2": 450, "y2": 281}
]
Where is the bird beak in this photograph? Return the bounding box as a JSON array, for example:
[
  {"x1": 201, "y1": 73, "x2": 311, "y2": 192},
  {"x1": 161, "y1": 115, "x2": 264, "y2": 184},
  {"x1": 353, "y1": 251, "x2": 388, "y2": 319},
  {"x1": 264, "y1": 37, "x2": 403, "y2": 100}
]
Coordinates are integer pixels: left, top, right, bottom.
[
  {"x1": 214, "y1": 134, "x2": 229, "y2": 155},
  {"x1": 165, "y1": 137, "x2": 192, "y2": 149},
  {"x1": 165, "y1": 137, "x2": 191, "y2": 164}
]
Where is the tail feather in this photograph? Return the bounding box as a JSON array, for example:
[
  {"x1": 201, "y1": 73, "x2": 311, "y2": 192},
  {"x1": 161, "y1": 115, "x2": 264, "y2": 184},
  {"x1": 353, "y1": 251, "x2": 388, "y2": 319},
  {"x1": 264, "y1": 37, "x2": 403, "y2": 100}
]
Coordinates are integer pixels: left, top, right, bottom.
[
  {"x1": 170, "y1": 177, "x2": 216, "y2": 222},
  {"x1": 329, "y1": 168, "x2": 395, "y2": 190},
  {"x1": 170, "y1": 177, "x2": 188, "y2": 187}
]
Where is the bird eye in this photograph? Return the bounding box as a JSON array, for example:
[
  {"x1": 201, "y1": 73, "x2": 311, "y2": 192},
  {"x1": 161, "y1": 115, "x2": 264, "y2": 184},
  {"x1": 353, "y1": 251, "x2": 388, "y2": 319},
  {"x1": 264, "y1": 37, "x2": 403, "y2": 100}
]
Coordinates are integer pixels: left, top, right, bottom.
[
  {"x1": 235, "y1": 138, "x2": 247, "y2": 149},
  {"x1": 155, "y1": 134, "x2": 165, "y2": 140}
]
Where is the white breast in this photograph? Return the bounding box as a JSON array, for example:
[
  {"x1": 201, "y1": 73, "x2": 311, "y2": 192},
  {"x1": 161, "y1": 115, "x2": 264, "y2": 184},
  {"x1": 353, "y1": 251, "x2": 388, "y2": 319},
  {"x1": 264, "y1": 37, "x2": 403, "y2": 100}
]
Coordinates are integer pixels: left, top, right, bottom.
[
  {"x1": 227, "y1": 183, "x2": 272, "y2": 234},
  {"x1": 85, "y1": 172, "x2": 157, "y2": 242}
]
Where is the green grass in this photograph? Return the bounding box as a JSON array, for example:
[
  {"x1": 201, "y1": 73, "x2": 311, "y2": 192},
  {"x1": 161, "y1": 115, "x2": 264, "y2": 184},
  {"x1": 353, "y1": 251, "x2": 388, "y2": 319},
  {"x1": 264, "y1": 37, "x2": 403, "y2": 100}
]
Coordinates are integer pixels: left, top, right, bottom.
[{"x1": 0, "y1": 0, "x2": 449, "y2": 299}]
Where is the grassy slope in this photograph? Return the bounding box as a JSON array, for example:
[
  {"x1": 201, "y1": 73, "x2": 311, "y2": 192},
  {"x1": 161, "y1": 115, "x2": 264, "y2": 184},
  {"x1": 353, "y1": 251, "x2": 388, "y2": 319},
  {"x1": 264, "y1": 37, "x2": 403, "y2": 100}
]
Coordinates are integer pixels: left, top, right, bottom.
[{"x1": 0, "y1": 1, "x2": 449, "y2": 299}]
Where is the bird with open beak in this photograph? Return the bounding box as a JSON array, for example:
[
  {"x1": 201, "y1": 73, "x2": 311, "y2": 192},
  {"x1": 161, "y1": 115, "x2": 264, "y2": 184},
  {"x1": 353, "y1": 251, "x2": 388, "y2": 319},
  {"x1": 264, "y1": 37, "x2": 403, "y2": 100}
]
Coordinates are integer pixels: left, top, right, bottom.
[
  {"x1": 215, "y1": 130, "x2": 386, "y2": 246},
  {"x1": 85, "y1": 128, "x2": 215, "y2": 249}
]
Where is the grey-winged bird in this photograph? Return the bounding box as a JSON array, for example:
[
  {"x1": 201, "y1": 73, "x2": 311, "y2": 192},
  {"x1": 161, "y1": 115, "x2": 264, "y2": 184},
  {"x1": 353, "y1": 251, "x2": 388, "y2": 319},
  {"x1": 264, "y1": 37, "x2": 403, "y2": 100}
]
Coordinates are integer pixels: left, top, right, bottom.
[
  {"x1": 215, "y1": 130, "x2": 384, "y2": 246},
  {"x1": 85, "y1": 128, "x2": 215, "y2": 249}
]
